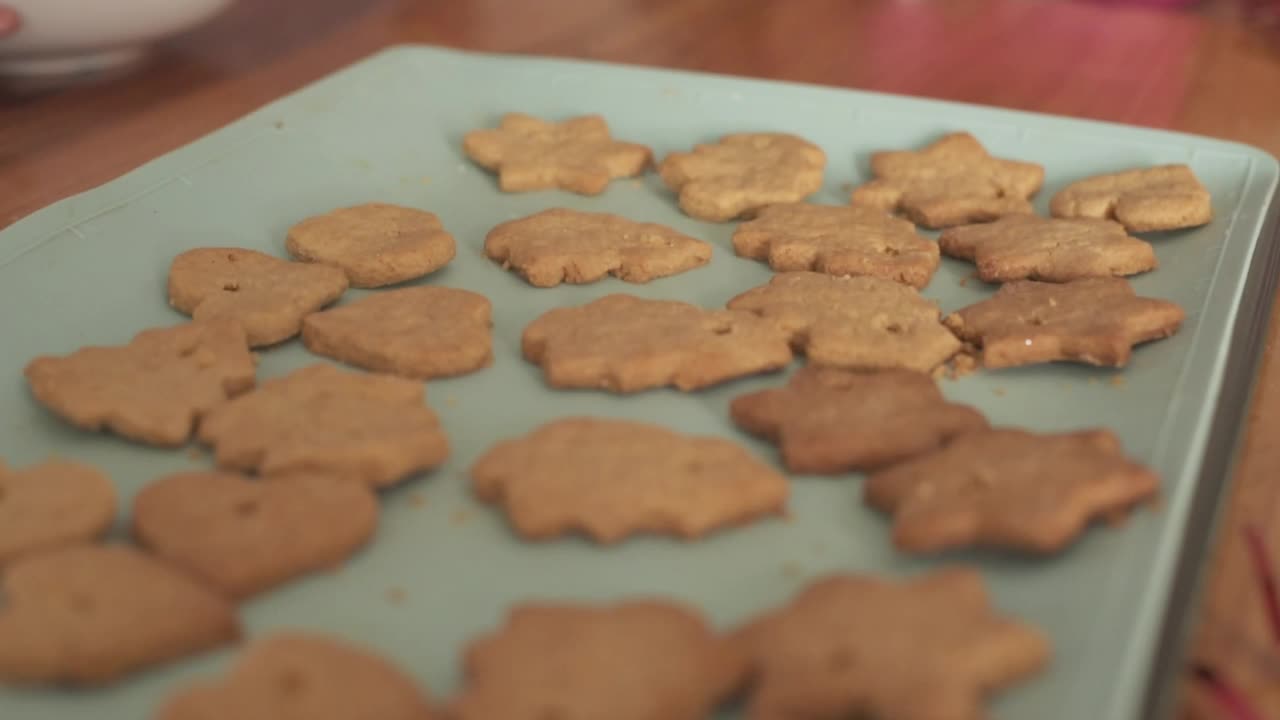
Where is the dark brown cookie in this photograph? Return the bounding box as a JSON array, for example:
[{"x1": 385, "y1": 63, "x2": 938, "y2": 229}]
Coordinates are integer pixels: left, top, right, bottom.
[
  {"x1": 939, "y1": 215, "x2": 1157, "y2": 282},
  {"x1": 0, "y1": 459, "x2": 116, "y2": 567},
  {"x1": 1050, "y1": 164, "x2": 1213, "y2": 232},
  {"x1": 285, "y1": 203, "x2": 457, "y2": 288},
  {"x1": 659, "y1": 133, "x2": 826, "y2": 221}
]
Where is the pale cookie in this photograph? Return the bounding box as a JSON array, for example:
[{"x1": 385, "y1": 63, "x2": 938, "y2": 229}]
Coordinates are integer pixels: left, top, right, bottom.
[
  {"x1": 133, "y1": 471, "x2": 378, "y2": 599},
  {"x1": 1050, "y1": 164, "x2": 1213, "y2": 232},
  {"x1": 302, "y1": 287, "x2": 492, "y2": 380},
  {"x1": 522, "y1": 295, "x2": 793, "y2": 392},
  {"x1": 450, "y1": 601, "x2": 746, "y2": 720},
  {"x1": 727, "y1": 272, "x2": 961, "y2": 373},
  {"x1": 156, "y1": 632, "x2": 437, "y2": 720},
  {"x1": 850, "y1": 132, "x2": 1044, "y2": 229},
  {"x1": 167, "y1": 247, "x2": 349, "y2": 347},
  {"x1": 0, "y1": 459, "x2": 116, "y2": 567},
  {"x1": 198, "y1": 364, "x2": 449, "y2": 488},
  {"x1": 463, "y1": 113, "x2": 651, "y2": 195},
  {"x1": 732, "y1": 203, "x2": 939, "y2": 288},
  {"x1": 0, "y1": 545, "x2": 239, "y2": 685},
  {"x1": 659, "y1": 133, "x2": 826, "y2": 221},
  {"x1": 944, "y1": 277, "x2": 1185, "y2": 368},
  {"x1": 484, "y1": 208, "x2": 712, "y2": 287},
  {"x1": 24, "y1": 320, "x2": 255, "y2": 447},
  {"x1": 471, "y1": 417, "x2": 789, "y2": 543},
  {"x1": 730, "y1": 366, "x2": 988, "y2": 474},
  {"x1": 286, "y1": 203, "x2": 457, "y2": 288},
  {"x1": 864, "y1": 428, "x2": 1160, "y2": 553},
  {"x1": 733, "y1": 569, "x2": 1050, "y2": 720},
  {"x1": 939, "y1": 215, "x2": 1157, "y2": 283}
]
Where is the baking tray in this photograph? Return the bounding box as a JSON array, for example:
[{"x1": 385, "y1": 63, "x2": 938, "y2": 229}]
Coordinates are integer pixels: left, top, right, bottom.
[{"x1": 2, "y1": 45, "x2": 1278, "y2": 720}]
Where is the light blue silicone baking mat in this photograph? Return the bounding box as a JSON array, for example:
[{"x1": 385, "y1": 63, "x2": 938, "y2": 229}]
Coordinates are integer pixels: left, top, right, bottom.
[{"x1": 2, "y1": 45, "x2": 1278, "y2": 720}]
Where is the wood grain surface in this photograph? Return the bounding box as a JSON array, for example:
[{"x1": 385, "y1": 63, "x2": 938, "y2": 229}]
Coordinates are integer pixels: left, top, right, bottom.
[{"x1": 3, "y1": 0, "x2": 1280, "y2": 716}]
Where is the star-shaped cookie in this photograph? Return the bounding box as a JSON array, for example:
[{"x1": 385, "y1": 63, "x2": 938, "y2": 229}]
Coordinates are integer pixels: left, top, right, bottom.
[
  {"x1": 850, "y1": 132, "x2": 1044, "y2": 229},
  {"x1": 659, "y1": 133, "x2": 826, "y2": 221},
  {"x1": 943, "y1": 277, "x2": 1185, "y2": 368},
  {"x1": 939, "y1": 215, "x2": 1157, "y2": 283},
  {"x1": 463, "y1": 113, "x2": 651, "y2": 195},
  {"x1": 1050, "y1": 164, "x2": 1213, "y2": 232},
  {"x1": 864, "y1": 428, "x2": 1160, "y2": 553}
]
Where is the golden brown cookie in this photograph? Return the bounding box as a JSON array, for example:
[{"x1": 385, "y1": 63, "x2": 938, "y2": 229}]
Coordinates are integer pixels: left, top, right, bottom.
[
  {"x1": 659, "y1": 133, "x2": 826, "y2": 221},
  {"x1": 449, "y1": 601, "x2": 746, "y2": 720},
  {"x1": 197, "y1": 364, "x2": 449, "y2": 488},
  {"x1": 24, "y1": 320, "x2": 256, "y2": 447},
  {"x1": 167, "y1": 247, "x2": 349, "y2": 347},
  {"x1": 484, "y1": 208, "x2": 712, "y2": 287},
  {"x1": 944, "y1": 277, "x2": 1185, "y2": 368},
  {"x1": 302, "y1": 287, "x2": 492, "y2": 380},
  {"x1": 0, "y1": 545, "x2": 239, "y2": 685},
  {"x1": 850, "y1": 132, "x2": 1044, "y2": 229},
  {"x1": 471, "y1": 417, "x2": 789, "y2": 543},
  {"x1": 523, "y1": 294, "x2": 793, "y2": 393},
  {"x1": 133, "y1": 471, "x2": 378, "y2": 599},
  {"x1": 733, "y1": 568, "x2": 1050, "y2": 720},
  {"x1": 285, "y1": 203, "x2": 457, "y2": 288},
  {"x1": 156, "y1": 632, "x2": 437, "y2": 720},
  {"x1": 1050, "y1": 164, "x2": 1213, "y2": 232},
  {"x1": 463, "y1": 113, "x2": 651, "y2": 195},
  {"x1": 0, "y1": 459, "x2": 116, "y2": 567},
  {"x1": 727, "y1": 272, "x2": 961, "y2": 373},
  {"x1": 864, "y1": 428, "x2": 1160, "y2": 553},
  {"x1": 730, "y1": 367, "x2": 988, "y2": 474},
  {"x1": 732, "y1": 203, "x2": 939, "y2": 288},
  {"x1": 938, "y1": 215, "x2": 1157, "y2": 283}
]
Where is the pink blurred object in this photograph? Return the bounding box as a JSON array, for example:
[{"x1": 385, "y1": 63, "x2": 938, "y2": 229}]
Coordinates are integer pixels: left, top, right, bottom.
[{"x1": 1078, "y1": 0, "x2": 1203, "y2": 6}]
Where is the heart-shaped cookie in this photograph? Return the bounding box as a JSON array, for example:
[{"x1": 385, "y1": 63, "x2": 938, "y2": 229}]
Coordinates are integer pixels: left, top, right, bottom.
[{"x1": 0, "y1": 459, "x2": 117, "y2": 566}]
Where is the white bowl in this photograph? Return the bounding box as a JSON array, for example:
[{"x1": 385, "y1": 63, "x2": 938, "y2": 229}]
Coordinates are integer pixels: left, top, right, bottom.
[{"x1": 0, "y1": 0, "x2": 234, "y2": 81}]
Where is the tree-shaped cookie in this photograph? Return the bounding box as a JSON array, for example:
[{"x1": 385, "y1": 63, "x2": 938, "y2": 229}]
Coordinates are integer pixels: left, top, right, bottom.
[
  {"x1": 471, "y1": 418, "x2": 788, "y2": 543},
  {"x1": 1050, "y1": 164, "x2": 1213, "y2": 232},
  {"x1": 731, "y1": 367, "x2": 988, "y2": 474},
  {"x1": 23, "y1": 320, "x2": 256, "y2": 447},
  {"x1": 850, "y1": 132, "x2": 1044, "y2": 229},
  {"x1": 286, "y1": 203, "x2": 457, "y2": 288},
  {"x1": 864, "y1": 428, "x2": 1160, "y2": 553},
  {"x1": 484, "y1": 208, "x2": 712, "y2": 287},
  {"x1": 944, "y1": 277, "x2": 1185, "y2": 368},
  {"x1": 167, "y1": 247, "x2": 348, "y2": 347},
  {"x1": 659, "y1": 133, "x2": 826, "y2": 221},
  {"x1": 463, "y1": 113, "x2": 651, "y2": 195},
  {"x1": 727, "y1": 272, "x2": 961, "y2": 373},
  {"x1": 732, "y1": 203, "x2": 939, "y2": 288},
  {"x1": 522, "y1": 294, "x2": 793, "y2": 392},
  {"x1": 449, "y1": 601, "x2": 745, "y2": 720},
  {"x1": 938, "y1": 215, "x2": 1157, "y2": 283},
  {"x1": 734, "y1": 569, "x2": 1049, "y2": 720},
  {"x1": 0, "y1": 459, "x2": 116, "y2": 567}
]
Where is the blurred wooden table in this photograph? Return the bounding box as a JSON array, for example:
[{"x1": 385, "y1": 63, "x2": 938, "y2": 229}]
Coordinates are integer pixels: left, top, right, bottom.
[{"x1": 3, "y1": 0, "x2": 1280, "y2": 716}]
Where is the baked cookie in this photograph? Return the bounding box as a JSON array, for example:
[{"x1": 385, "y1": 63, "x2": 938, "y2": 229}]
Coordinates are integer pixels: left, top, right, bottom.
[
  {"x1": 726, "y1": 272, "x2": 960, "y2": 373},
  {"x1": 944, "y1": 277, "x2": 1185, "y2": 368},
  {"x1": 286, "y1": 203, "x2": 457, "y2": 288},
  {"x1": 733, "y1": 569, "x2": 1050, "y2": 720},
  {"x1": 484, "y1": 208, "x2": 712, "y2": 287},
  {"x1": 523, "y1": 294, "x2": 793, "y2": 392},
  {"x1": 24, "y1": 320, "x2": 256, "y2": 446},
  {"x1": 198, "y1": 364, "x2": 449, "y2": 488},
  {"x1": 730, "y1": 366, "x2": 988, "y2": 474},
  {"x1": 0, "y1": 459, "x2": 116, "y2": 567},
  {"x1": 156, "y1": 632, "x2": 437, "y2": 720},
  {"x1": 133, "y1": 471, "x2": 378, "y2": 599},
  {"x1": 450, "y1": 601, "x2": 745, "y2": 720},
  {"x1": 864, "y1": 428, "x2": 1160, "y2": 553},
  {"x1": 167, "y1": 247, "x2": 349, "y2": 347},
  {"x1": 463, "y1": 113, "x2": 651, "y2": 195},
  {"x1": 471, "y1": 418, "x2": 789, "y2": 543},
  {"x1": 302, "y1": 287, "x2": 492, "y2": 380},
  {"x1": 1050, "y1": 164, "x2": 1213, "y2": 232},
  {"x1": 732, "y1": 203, "x2": 939, "y2": 288},
  {"x1": 0, "y1": 545, "x2": 238, "y2": 685},
  {"x1": 850, "y1": 132, "x2": 1044, "y2": 229},
  {"x1": 659, "y1": 133, "x2": 826, "y2": 221},
  {"x1": 938, "y1": 215, "x2": 1157, "y2": 283}
]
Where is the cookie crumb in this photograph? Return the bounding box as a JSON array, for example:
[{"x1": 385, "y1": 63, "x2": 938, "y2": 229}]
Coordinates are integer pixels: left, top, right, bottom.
[
  {"x1": 992, "y1": 387, "x2": 1006, "y2": 397},
  {"x1": 421, "y1": 177, "x2": 431, "y2": 186},
  {"x1": 781, "y1": 562, "x2": 804, "y2": 579},
  {"x1": 958, "y1": 275, "x2": 970, "y2": 288},
  {"x1": 1110, "y1": 374, "x2": 1126, "y2": 388},
  {"x1": 408, "y1": 493, "x2": 428, "y2": 509},
  {"x1": 946, "y1": 351, "x2": 980, "y2": 379},
  {"x1": 386, "y1": 587, "x2": 407, "y2": 605},
  {"x1": 444, "y1": 395, "x2": 459, "y2": 408},
  {"x1": 1088, "y1": 377, "x2": 1101, "y2": 385},
  {"x1": 450, "y1": 508, "x2": 472, "y2": 526},
  {"x1": 272, "y1": 120, "x2": 284, "y2": 130},
  {"x1": 185, "y1": 447, "x2": 204, "y2": 461}
]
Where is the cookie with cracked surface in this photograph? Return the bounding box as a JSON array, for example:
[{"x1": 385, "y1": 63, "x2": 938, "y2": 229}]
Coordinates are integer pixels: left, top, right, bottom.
[
  {"x1": 286, "y1": 203, "x2": 457, "y2": 288},
  {"x1": 1050, "y1": 164, "x2": 1213, "y2": 232},
  {"x1": 659, "y1": 133, "x2": 826, "y2": 221},
  {"x1": 302, "y1": 287, "x2": 492, "y2": 380},
  {"x1": 864, "y1": 428, "x2": 1160, "y2": 553},
  {"x1": 938, "y1": 215, "x2": 1157, "y2": 283},
  {"x1": 0, "y1": 459, "x2": 116, "y2": 567}
]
